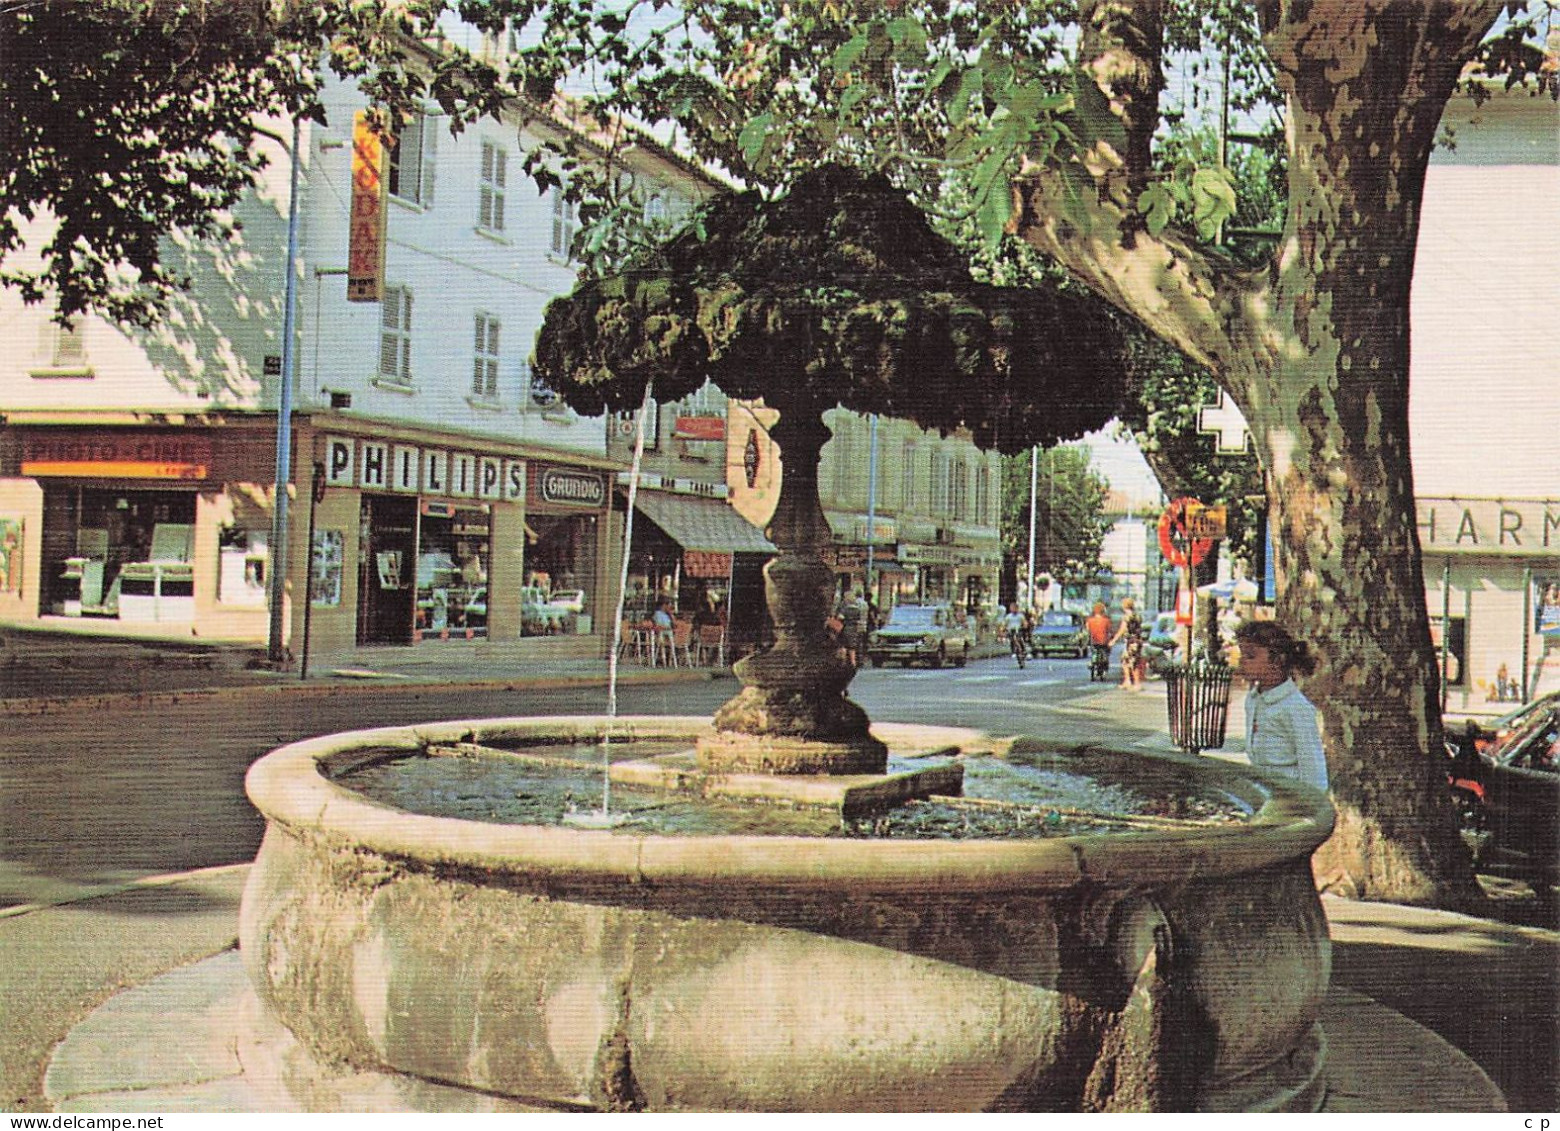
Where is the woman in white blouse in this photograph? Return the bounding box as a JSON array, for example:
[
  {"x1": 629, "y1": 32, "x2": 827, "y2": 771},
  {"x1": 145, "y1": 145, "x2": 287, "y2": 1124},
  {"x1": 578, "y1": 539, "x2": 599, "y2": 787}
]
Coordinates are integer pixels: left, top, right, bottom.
[{"x1": 1231, "y1": 620, "x2": 1329, "y2": 794}]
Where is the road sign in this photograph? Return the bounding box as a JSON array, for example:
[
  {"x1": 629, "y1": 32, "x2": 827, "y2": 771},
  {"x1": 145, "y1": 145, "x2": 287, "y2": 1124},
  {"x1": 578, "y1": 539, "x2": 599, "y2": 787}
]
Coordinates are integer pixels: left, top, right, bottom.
[{"x1": 1185, "y1": 502, "x2": 1228, "y2": 540}]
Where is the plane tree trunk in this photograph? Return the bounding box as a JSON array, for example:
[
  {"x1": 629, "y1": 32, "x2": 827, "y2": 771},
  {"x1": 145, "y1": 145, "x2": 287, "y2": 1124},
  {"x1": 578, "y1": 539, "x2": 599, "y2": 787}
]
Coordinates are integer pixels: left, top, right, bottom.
[{"x1": 1011, "y1": 0, "x2": 1504, "y2": 905}]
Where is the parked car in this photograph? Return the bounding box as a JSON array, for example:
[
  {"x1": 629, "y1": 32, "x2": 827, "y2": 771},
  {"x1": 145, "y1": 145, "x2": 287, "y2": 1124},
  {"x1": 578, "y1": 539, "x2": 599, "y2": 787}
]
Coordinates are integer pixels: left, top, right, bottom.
[
  {"x1": 1029, "y1": 609, "x2": 1088, "y2": 658},
  {"x1": 866, "y1": 604, "x2": 971, "y2": 668},
  {"x1": 1447, "y1": 691, "x2": 1559, "y2": 893}
]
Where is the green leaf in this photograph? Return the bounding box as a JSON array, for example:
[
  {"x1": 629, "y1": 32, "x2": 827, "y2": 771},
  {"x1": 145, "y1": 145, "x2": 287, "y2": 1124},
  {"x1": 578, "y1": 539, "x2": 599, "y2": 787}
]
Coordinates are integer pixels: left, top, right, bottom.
[
  {"x1": 1137, "y1": 182, "x2": 1176, "y2": 235},
  {"x1": 831, "y1": 34, "x2": 869, "y2": 75},
  {"x1": 738, "y1": 111, "x2": 775, "y2": 165},
  {"x1": 976, "y1": 177, "x2": 1013, "y2": 250}
]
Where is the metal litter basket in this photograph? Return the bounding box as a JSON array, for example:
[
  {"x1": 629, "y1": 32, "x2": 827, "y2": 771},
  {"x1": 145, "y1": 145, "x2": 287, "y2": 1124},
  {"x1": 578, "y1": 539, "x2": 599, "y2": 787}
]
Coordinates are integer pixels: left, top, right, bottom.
[{"x1": 1164, "y1": 660, "x2": 1234, "y2": 754}]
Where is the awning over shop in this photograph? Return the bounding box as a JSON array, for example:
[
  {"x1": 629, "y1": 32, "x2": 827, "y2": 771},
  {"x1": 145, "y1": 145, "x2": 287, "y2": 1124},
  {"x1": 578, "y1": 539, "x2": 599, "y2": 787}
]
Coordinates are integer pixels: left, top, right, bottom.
[{"x1": 634, "y1": 491, "x2": 777, "y2": 555}]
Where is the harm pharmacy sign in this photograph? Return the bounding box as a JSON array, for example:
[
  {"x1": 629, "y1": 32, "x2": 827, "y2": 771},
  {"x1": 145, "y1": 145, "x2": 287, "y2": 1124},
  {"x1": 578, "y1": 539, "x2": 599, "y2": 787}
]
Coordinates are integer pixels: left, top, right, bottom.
[{"x1": 1416, "y1": 497, "x2": 1560, "y2": 555}]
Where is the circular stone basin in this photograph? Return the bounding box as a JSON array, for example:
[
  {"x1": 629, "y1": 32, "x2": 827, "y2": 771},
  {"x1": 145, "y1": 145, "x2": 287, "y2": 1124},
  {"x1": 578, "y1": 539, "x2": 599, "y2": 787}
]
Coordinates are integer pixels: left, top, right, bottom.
[{"x1": 240, "y1": 716, "x2": 1334, "y2": 1113}]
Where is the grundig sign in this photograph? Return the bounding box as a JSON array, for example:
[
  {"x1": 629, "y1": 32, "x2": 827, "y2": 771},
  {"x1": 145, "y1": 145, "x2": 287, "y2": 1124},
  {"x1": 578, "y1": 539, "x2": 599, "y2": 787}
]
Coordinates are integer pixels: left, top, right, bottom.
[{"x1": 538, "y1": 466, "x2": 606, "y2": 508}]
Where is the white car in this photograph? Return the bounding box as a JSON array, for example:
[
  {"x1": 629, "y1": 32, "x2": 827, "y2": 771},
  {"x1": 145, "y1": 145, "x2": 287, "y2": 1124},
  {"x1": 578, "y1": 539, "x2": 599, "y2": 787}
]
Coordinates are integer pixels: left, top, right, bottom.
[{"x1": 548, "y1": 589, "x2": 586, "y2": 614}]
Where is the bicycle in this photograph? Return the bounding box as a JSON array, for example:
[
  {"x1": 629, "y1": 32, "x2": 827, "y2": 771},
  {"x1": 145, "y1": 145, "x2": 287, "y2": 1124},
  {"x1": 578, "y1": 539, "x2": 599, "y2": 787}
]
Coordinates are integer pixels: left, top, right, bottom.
[{"x1": 1010, "y1": 627, "x2": 1029, "y2": 669}]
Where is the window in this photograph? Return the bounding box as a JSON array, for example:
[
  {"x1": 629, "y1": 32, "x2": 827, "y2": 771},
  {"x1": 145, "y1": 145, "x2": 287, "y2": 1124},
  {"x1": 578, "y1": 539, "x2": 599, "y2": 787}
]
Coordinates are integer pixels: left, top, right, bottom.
[
  {"x1": 479, "y1": 142, "x2": 506, "y2": 231},
  {"x1": 949, "y1": 459, "x2": 969, "y2": 519},
  {"x1": 930, "y1": 450, "x2": 949, "y2": 515},
  {"x1": 550, "y1": 185, "x2": 576, "y2": 259},
  {"x1": 901, "y1": 440, "x2": 917, "y2": 512},
  {"x1": 524, "y1": 360, "x2": 561, "y2": 409},
  {"x1": 388, "y1": 112, "x2": 436, "y2": 205},
  {"x1": 472, "y1": 313, "x2": 500, "y2": 399},
  {"x1": 975, "y1": 463, "x2": 991, "y2": 525},
  {"x1": 379, "y1": 286, "x2": 413, "y2": 386},
  {"x1": 31, "y1": 317, "x2": 91, "y2": 376}
]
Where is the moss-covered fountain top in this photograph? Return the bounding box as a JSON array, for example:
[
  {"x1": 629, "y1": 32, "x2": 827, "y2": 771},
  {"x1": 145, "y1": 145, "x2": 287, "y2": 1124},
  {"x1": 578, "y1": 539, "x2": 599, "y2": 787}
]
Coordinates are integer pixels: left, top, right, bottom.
[{"x1": 533, "y1": 165, "x2": 1135, "y2": 775}]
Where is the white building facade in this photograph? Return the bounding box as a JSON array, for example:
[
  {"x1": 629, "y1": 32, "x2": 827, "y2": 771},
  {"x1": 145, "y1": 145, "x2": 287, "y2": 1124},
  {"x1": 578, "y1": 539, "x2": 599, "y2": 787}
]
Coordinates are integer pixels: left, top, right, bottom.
[
  {"x1": 1411, "y1": 84, "x2": 1560, "y2": 710},
  {"x1": 0, "y1": 67, "x2": 713, "y2": 661}
]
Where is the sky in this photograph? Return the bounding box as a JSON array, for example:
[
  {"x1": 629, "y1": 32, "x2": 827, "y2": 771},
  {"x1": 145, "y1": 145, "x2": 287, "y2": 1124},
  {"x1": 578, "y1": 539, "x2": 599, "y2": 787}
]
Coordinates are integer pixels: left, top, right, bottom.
[{"x1": 1082, "y1": 427, "x2": 1164, "y2": 511}]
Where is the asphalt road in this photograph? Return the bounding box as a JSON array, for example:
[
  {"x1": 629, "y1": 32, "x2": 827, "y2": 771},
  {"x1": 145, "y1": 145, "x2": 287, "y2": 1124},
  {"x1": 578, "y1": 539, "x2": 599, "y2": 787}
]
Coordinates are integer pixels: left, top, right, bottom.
[{"x1": 0, "y1": 654, "x2": 1128, "y2": 911}]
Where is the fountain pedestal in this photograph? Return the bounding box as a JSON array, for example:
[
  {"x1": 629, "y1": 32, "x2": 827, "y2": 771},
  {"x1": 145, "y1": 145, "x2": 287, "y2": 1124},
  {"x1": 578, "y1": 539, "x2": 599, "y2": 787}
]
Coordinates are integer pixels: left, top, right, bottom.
[{"x1": 698, "y1": 411, "x2": 887, "y2": 775}]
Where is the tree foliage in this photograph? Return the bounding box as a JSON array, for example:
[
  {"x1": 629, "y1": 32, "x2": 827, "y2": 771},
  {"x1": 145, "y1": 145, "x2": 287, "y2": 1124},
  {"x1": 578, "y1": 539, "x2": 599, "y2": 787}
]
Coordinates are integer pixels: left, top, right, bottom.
[{"x1": 999, "y1": 445, "x2": 1112, "y2": 586}]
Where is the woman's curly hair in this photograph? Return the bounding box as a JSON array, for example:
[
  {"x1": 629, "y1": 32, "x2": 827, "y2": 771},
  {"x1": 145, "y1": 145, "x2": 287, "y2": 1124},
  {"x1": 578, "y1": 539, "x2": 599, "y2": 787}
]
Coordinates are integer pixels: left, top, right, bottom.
[{"x1": 1233, "y1": 620, "x2": 1317, "y2": 678}]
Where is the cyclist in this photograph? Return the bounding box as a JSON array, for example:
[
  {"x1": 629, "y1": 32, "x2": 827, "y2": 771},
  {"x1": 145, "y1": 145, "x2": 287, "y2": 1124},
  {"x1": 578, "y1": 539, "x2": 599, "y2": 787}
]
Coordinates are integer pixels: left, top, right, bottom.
[
  {"x1": 1003, "y1": 602, "x2": 1029, "y2": 668},
  {"x1": 1085, "y1": 602, "x2": 1113, "y2": 681}
]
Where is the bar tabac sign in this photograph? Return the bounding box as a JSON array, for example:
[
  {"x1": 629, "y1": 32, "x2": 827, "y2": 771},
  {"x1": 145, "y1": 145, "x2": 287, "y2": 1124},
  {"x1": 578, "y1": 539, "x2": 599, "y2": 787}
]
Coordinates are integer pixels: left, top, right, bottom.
[{"x1": 347, "y1": 112, "x2": 387, "y2": 303}]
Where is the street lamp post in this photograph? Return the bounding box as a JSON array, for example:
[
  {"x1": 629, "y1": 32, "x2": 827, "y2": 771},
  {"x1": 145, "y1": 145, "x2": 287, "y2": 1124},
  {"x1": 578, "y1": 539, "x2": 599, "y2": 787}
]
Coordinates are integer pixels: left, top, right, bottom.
[
  {"x1": 1026, "y1": 446, "x2": 1039, "y2": 610},
  {"x1": 267, "y1": 116, "x2": 303, "y2": 665},
  {"x1": 865, "y1": 414, "x2": 878, "y2": 602}
]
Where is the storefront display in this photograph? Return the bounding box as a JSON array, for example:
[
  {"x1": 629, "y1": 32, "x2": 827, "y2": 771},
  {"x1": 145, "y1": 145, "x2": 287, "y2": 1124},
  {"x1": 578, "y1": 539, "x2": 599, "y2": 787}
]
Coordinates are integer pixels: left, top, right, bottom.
[
  {"x1": 416, "y1": 501, "x2": 491, "y2": 641},
  {"x1": 42, "y1": 486, "x2": 197, "y2": 619}
]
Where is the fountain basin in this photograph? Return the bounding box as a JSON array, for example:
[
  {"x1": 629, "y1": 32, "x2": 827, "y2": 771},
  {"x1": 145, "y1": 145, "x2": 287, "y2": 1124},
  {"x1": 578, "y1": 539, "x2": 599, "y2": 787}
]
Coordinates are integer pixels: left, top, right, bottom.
[{"x1": 240, "y1": 716, "x2": 1334, "y2": 1112}]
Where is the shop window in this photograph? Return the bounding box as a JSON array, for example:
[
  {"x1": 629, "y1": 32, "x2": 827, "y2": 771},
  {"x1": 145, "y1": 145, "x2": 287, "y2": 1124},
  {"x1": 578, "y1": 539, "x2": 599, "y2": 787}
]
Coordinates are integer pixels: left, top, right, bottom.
[
  {"x1": 388, "y1": 111, "x2": 436, "y2": 205},
  {"x1": 521, "y1": 513, "x2": 597, "y2": 637},
  {"x1": 0, "y1": 517, "x2": 22, "y2": 593},
  {"x1": 416, "y1": 504, "x2": 491, "y2": 641},
  {"x1": 379, "y1": 286, "x2": 414, "y2": 387},
  {"x1": 218, "y1": 527, "x2": 268, "y2": 607},
  {"x1": 478, "y1": 141, "x2": 507, "y2": 232},
  {"x1": 472, "y1": 313, "x2": 501, "y2": 400},
  {"x1": 310, "y1": 530, "x2": 344, "y2": 607}
]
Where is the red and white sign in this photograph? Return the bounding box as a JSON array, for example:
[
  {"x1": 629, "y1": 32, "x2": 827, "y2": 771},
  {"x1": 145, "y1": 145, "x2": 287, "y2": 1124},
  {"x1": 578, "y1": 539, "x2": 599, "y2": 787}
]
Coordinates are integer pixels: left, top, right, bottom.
[{"x1": 347, "y1": 113, "x2": 387, "y2": 303}]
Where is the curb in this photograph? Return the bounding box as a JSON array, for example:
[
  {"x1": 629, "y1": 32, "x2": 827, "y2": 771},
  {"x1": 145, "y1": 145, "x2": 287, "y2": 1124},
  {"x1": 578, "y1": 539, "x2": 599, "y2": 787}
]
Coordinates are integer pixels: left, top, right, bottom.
[{"x1": 0, "y1": 667, "x2": 718, "y2": 717}]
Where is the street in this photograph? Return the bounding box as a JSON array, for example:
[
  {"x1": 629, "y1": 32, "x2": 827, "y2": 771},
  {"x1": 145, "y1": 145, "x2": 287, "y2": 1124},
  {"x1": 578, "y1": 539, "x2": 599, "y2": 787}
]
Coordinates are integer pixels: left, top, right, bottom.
[{"x1": 0, "y1": 654, "x2": 1135, "y2": 911}]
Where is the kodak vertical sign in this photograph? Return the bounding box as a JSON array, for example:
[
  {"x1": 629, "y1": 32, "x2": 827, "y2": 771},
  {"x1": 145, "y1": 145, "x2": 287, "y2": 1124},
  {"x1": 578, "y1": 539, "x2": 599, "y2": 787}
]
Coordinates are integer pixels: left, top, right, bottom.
[{"x1": 347, "y1": 113, "x2": 387, "y2": 303}]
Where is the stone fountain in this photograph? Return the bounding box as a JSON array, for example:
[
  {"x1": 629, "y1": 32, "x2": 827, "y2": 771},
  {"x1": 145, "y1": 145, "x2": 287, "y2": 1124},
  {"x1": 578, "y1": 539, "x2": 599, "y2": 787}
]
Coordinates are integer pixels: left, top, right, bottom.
[{"x1": 238, "y1": 168, "x2": 1334, "y2": 1111}]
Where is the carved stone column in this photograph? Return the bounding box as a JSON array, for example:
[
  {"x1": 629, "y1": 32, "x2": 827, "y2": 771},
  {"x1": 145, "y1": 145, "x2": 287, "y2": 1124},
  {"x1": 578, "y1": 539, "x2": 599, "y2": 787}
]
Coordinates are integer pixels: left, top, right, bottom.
[{"x1": 698, "y1": 408, "x2": 888, "y2": 775}]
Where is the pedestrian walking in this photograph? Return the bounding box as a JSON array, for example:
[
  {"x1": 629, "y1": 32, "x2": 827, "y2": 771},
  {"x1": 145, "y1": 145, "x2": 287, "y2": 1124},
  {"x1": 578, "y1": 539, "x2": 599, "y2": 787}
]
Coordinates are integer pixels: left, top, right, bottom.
[
  {"x1": 1109, "y1": 597, "x2": 1146, "y2": 689},
  {"x1": 837, "y1": 589, "x2": 867, "y2": 667},
  {"x1": 1231, "y1": 619, "x2": 1329, "y2": 793}
]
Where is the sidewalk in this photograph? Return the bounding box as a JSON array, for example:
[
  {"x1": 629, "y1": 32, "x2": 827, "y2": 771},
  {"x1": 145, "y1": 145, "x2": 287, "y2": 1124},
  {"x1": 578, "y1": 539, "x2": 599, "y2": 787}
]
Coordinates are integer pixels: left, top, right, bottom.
[{"x1": 1, "y1": 629, "x2": 1554, "y2": 1113}]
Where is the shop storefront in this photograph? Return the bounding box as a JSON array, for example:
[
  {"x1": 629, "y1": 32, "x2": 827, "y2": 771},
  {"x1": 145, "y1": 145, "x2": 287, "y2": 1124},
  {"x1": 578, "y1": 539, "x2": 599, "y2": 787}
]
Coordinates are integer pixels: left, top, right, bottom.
[
  {"x1": 0, "y1": 422, "x2": 278, "y2": 638},
  {"x1": 310, "y1": 431, "x2": 611, "y2": 652},
  {"x1": 0, "y1": 418, "x2": 615, "y2": 658},
  {"x1": 626, "y1": 488, "x2": 775, "y2": 647},
  {"x1": 1418, "y1": 496, "x2": 1560, "y2": 711}
]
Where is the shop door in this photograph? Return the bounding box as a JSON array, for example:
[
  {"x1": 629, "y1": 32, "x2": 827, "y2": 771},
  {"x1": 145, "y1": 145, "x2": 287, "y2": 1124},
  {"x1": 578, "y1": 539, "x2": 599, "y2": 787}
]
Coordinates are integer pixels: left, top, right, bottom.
[{"x1": 357, "y1": 495, "x2": 416, "y2": 645}]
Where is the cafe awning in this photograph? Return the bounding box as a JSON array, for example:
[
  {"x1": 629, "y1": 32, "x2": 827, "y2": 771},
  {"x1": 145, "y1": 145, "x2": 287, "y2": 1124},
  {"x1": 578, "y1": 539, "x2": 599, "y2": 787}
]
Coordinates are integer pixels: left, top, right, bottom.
[{"x1": 633, "y1": 491, "x2": 776, "y2": 555}]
